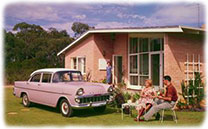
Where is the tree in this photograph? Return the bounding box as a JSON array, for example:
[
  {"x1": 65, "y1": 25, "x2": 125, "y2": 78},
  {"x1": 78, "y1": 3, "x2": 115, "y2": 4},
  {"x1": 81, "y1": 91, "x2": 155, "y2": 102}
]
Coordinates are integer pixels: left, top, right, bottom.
[
  {"x1": 4, "y1": 22, "x2": 74, "y2": 84},
  {"x1": 71, "y1": 22, "x2": 94, "y2": 38}
]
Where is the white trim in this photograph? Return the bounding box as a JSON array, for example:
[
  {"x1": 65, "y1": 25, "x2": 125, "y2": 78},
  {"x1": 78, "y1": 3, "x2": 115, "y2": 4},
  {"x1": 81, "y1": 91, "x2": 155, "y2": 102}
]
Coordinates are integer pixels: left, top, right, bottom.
[
  {"x1": 180, "y1": 25, "x2": 205, "y2": 32},
  {"x1": 57, "y1": 27, "x2": 185, "y2": 56},
  {"x1": 127, "y1": 36, "x2": 165, "y2": 90},
  {"x1": 127, "y1": 34, "x2": 130, "y2": 89},
  {"x1": 89, "y1": 27, "x2": 183, "y2": 33},
  {"x1": 128, "y1": 85, "x2": 143, "y2": 90}
]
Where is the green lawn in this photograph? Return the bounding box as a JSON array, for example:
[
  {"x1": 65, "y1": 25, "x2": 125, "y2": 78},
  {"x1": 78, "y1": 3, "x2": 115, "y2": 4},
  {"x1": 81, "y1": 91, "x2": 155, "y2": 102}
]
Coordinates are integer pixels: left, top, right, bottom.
[{"x1": 4, "y1": 87, "x2": 205, "y2": 126}]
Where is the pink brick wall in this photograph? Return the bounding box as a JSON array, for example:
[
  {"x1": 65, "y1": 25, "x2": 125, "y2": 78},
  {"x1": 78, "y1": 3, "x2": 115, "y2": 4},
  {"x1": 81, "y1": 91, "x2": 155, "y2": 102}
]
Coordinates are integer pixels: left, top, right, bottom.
[
  {"x1": 64, "y1": 33, "x2": 129, "y2": 83},
  {"x1": 65, "y1": 34, "x2": 95, "y2": 79},
  {"x1": 113, "y1": 33, "x2": 128, "y2": 83},
  {"x1": 93, "y1": 33, "x2": 129, "y2": 83},
  {"x1": 164, "y1": 33, "x2": 205, "y2": 92},
  {"x1": 93, "y1": 33, "x2": 114, "y2": 81}
]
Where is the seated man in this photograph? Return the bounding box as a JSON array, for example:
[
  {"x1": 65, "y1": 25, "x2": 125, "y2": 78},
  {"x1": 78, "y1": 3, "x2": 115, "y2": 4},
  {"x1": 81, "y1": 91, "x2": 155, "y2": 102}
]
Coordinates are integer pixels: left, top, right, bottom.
[{"x1": 140, "y1": 75, "x2": 178, "y2": 121}]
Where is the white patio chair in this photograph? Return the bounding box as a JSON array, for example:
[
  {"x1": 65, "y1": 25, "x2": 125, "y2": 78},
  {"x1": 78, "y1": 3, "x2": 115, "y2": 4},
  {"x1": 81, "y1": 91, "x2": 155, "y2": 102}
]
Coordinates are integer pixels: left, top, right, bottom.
[{"x1": 160, "y1": 101, "x2": 178, "y2": 123}]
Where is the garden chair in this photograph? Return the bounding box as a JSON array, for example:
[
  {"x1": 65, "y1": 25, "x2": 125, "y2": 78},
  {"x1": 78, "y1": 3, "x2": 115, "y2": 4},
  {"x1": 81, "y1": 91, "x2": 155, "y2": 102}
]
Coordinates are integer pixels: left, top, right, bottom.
[
  {"x1": 121, "y1": 100, "x2": 147, "y2": 120},
  {"x1": 160, "y1": 100, "x2": 178, "y2": 123}
]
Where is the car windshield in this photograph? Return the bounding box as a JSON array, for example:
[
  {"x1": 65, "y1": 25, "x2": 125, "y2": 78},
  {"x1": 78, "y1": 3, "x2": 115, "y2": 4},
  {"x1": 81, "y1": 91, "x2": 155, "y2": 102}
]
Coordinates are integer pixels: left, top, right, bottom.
[{"x1": 52, "y1": 71, "x2": 83, "y2": 82}]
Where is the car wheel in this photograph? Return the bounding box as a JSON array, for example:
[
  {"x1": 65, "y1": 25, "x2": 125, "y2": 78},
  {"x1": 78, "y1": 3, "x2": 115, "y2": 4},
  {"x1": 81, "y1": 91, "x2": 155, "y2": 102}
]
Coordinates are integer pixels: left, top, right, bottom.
[
  {"x1": 60, "y1": 99, "x2": 73, "y2": 117},
  {"x1": 22, "y1": 93, "x2": 31, "y2": 107},
  {"x1": 93, "y1": 105, "x2": 106, "y2": 113}
]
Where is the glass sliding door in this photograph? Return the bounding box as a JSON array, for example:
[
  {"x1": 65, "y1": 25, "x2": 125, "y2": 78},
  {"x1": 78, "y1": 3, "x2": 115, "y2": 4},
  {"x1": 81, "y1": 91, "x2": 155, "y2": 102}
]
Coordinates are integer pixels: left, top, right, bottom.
[
  {"x1": 128, "y1": 37, "x2": 164, "y2": 89},
  {"x1": 151, "y1": 54, "x2": 160, "y2": 86},
  {"x1": 139, "y1": 53, "x2": 149, "y2": 86}
]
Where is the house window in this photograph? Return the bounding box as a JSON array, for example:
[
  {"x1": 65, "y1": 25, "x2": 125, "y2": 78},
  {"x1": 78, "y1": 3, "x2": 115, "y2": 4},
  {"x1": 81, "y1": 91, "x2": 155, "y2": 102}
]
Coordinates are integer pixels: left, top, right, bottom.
[
  {"x1": 71, "y1": 57, "x2": 86, "y2": 74},
  {"x1": 130, "y1": 76, "x2": 138, "y2": 85},
  {"x1": 129, "y1": 38, "x2": 138, "y2": 54},
  {"x1": 139, "y1": 38, "x2": 149, "y2": 52},
  {"x1": 78, "y1": 57, "x2": 86, "y2": 74},
  {"x1": 139, "y1": 54, "x2": 149, "y2": 75},
  {"x1": 71, "y1": 57, "x2": 77, "y2": 69},
  {"x1": 128, "y1": 37, "x2": 164, "y2": 89},
  {"x1": 130, "y1": 55, "x2": 138, "y2": 73},
  {"x1": 150, "y1": 38, "x2": 164, "y2": 51}
]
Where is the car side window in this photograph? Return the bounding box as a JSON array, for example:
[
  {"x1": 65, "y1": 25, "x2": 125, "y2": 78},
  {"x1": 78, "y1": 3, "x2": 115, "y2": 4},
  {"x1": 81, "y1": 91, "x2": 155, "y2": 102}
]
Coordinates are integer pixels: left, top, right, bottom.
[
  {"x1": 42, "y1": 73, "x2": 52, "y2": 83},
  {"x1": 30, "y1": 74, "x2": 41, "y2": 82},
  {"x1": 52, "y1": 73, "x2": 60, "y2": 83}
]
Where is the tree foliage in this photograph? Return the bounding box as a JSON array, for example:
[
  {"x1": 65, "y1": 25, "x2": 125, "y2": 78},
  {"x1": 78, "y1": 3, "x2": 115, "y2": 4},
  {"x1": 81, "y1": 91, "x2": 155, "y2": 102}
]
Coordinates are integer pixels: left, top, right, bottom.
[
  {"x1": 4, "y1": 22, "x2": 74, "y2": 84},
  {"x1": 71, "y1": 22, "x2": 94, "y2": 38}
]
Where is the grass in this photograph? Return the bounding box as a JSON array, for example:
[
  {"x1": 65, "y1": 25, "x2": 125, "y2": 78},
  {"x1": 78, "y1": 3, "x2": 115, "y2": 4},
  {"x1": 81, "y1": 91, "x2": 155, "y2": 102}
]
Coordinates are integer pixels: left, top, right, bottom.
[{"x1": 4, "y1": 87, "x2": 205, "y2": 126}]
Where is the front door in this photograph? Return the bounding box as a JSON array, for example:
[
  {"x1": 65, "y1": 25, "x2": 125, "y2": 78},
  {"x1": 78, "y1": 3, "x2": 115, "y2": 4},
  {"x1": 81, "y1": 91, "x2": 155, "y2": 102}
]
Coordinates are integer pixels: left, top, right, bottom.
[{"x1": 113, "y1": 55, "x2": 123, "y2": 84}]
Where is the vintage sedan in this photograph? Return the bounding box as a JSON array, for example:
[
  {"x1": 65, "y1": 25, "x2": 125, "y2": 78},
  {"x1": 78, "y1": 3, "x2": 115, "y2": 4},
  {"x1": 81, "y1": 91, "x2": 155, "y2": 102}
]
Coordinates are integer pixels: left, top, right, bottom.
[{"x1": 13, "y1": 68, "x2": 114, "y2": 117}]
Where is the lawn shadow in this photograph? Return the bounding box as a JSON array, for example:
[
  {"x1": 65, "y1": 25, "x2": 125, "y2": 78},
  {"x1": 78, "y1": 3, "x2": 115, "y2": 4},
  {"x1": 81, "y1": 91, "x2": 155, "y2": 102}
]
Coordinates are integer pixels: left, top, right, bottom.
[
  {"x1": 20, "y1": 102, "x2": 117, "y2": 117},
  {"x1": 25, "y1": 102, "x2": 60, "y2": 113},
  {"x1": 73, "y1": 107, "x2": 117, "y2": 117},
  {"x1": 162, "y1": 114, "x2": 176, "y2": 121}
]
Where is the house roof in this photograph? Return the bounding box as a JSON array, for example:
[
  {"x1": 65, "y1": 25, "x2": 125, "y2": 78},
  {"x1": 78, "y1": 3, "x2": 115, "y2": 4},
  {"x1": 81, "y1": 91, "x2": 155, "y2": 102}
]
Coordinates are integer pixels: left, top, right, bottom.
[{"x1": 57, "y1": 25, "x2": 205, "y2": 56}]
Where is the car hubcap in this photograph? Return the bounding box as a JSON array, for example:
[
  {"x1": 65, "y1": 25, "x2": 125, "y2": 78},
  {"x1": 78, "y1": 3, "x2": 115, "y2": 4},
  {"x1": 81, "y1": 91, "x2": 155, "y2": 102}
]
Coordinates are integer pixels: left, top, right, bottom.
[
  {"x1": 23, "y1": 96, "x2": 28, "y2": 105},
  {"x1": 61, "y1": 102, "x2": 69, "y2": 115}
]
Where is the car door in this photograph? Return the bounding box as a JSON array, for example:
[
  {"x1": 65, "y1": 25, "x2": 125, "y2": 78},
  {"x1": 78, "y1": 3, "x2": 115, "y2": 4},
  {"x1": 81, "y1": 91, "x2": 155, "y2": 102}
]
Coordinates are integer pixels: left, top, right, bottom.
[
  {"x1": 38, "y1": 73, "x2": 61, "y2": 107},
  {"x1": 28, "y1": 73, "x2": 42, "y2": 103}
]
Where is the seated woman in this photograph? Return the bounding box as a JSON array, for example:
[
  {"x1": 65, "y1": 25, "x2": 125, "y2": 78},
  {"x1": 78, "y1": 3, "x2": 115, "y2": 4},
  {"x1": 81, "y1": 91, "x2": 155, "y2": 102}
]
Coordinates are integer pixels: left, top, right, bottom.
[{"x1": 134, "y1": 79, "x2": 157, "y2": 121}]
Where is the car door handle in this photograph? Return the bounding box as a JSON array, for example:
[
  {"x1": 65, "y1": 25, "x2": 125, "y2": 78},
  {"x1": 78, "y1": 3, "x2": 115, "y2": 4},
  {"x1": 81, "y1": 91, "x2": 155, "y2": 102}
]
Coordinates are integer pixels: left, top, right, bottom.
[{"x1": 38, "y1": 84, "x2": 41, "y2": 86}]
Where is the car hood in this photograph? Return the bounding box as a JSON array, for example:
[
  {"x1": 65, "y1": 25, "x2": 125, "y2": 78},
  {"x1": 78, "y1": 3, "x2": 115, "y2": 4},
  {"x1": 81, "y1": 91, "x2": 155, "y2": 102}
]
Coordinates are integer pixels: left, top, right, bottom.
[{"x1": 63, "y1": 81, "x2": 111, "y2": 95}]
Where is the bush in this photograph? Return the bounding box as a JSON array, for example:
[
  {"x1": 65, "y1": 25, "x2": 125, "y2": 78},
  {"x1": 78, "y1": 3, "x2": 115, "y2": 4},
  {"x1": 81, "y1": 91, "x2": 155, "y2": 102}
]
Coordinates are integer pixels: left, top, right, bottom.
[
  {"x1": 133, "y1": 93, "x2": 140, "y2": 100},
  {"x1": 117, "y1": 81, "x2": 126, "y2": 89},
  {"x1": 181, "y1": 72, "x2": 205, "y2": 109},
  {"x1": 177, "y1": 100, "x2": 188, "y2": 110},
  {"x1": 101, "y1": 78, "x2": 106, "y2": 84},
  {"x1": 123, "y1": 92, "x2": 131, "y2": 102}
]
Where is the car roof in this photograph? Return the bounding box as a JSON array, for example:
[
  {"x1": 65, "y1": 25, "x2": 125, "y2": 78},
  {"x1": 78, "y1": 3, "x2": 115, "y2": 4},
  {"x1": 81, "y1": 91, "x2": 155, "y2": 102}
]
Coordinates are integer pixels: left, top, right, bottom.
[{"x1": 30, "y1": 68, "x2": 79, "y2": 76}]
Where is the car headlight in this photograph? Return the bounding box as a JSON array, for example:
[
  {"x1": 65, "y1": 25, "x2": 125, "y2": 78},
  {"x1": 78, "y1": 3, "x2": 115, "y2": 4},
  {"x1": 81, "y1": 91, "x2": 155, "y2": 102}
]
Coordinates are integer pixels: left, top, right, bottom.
[
  {"x1": 76, "y1": 88, "x2": 84, "y2": 96},
  {"x1": 108, "y1": 86, "x2": 113, "y2": 93},
  {"x1": 75, "y1": 98, "x2": 80, "y2": 103}
]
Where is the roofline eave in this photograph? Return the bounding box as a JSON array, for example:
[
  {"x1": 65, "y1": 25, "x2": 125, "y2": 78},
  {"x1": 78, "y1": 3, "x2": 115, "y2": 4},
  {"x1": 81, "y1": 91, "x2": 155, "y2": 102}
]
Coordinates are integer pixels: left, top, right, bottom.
[{"x1": 57, "y1": 26, "x2": 205, "y2": 56}]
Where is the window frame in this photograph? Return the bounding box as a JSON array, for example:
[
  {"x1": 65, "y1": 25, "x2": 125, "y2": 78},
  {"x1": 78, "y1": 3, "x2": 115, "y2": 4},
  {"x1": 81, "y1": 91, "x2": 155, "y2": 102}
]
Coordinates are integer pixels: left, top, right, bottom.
[
  {"x1": 41, "y1": 73, "x2": 52, "y2": 83},
  {"x1": 29, "y1": 73, "x2": 42, "y2": 83},
  {"x1": 71, "y1": 56, "x2": 86, "y2": 74},
  {"x1": 128, "y1": 35, "x2": 164, "y2": 90}
]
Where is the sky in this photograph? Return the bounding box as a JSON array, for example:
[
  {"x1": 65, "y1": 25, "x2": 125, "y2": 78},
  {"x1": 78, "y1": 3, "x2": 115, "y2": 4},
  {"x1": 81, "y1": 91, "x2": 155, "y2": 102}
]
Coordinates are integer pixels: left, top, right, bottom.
[{"x1": 4, "y1": 2, "x2": 205, "y2": 37}]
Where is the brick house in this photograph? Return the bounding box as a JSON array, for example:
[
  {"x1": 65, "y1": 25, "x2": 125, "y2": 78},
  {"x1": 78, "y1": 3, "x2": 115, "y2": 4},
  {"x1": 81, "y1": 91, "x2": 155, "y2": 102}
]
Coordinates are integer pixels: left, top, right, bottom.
[{"x1": 57, "y1": 25, "x2": 205, "y2": 92}]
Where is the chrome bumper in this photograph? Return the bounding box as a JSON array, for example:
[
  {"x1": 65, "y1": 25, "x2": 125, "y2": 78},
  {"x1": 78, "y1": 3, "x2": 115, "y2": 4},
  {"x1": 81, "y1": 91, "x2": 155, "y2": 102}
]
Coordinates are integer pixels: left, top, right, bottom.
[
  {"x1": 71, "y1": 101, "x2": 108, "y2": 109},
  {"x1": 72, "y1": 93, "x2": 113, "y2": 109}
]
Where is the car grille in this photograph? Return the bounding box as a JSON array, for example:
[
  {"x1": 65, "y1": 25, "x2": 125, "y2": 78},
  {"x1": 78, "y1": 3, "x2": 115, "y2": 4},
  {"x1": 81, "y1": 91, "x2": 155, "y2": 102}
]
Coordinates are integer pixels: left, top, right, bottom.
[{"x1": 79, "y1": 95, "x2": 110, "y2": 104}]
